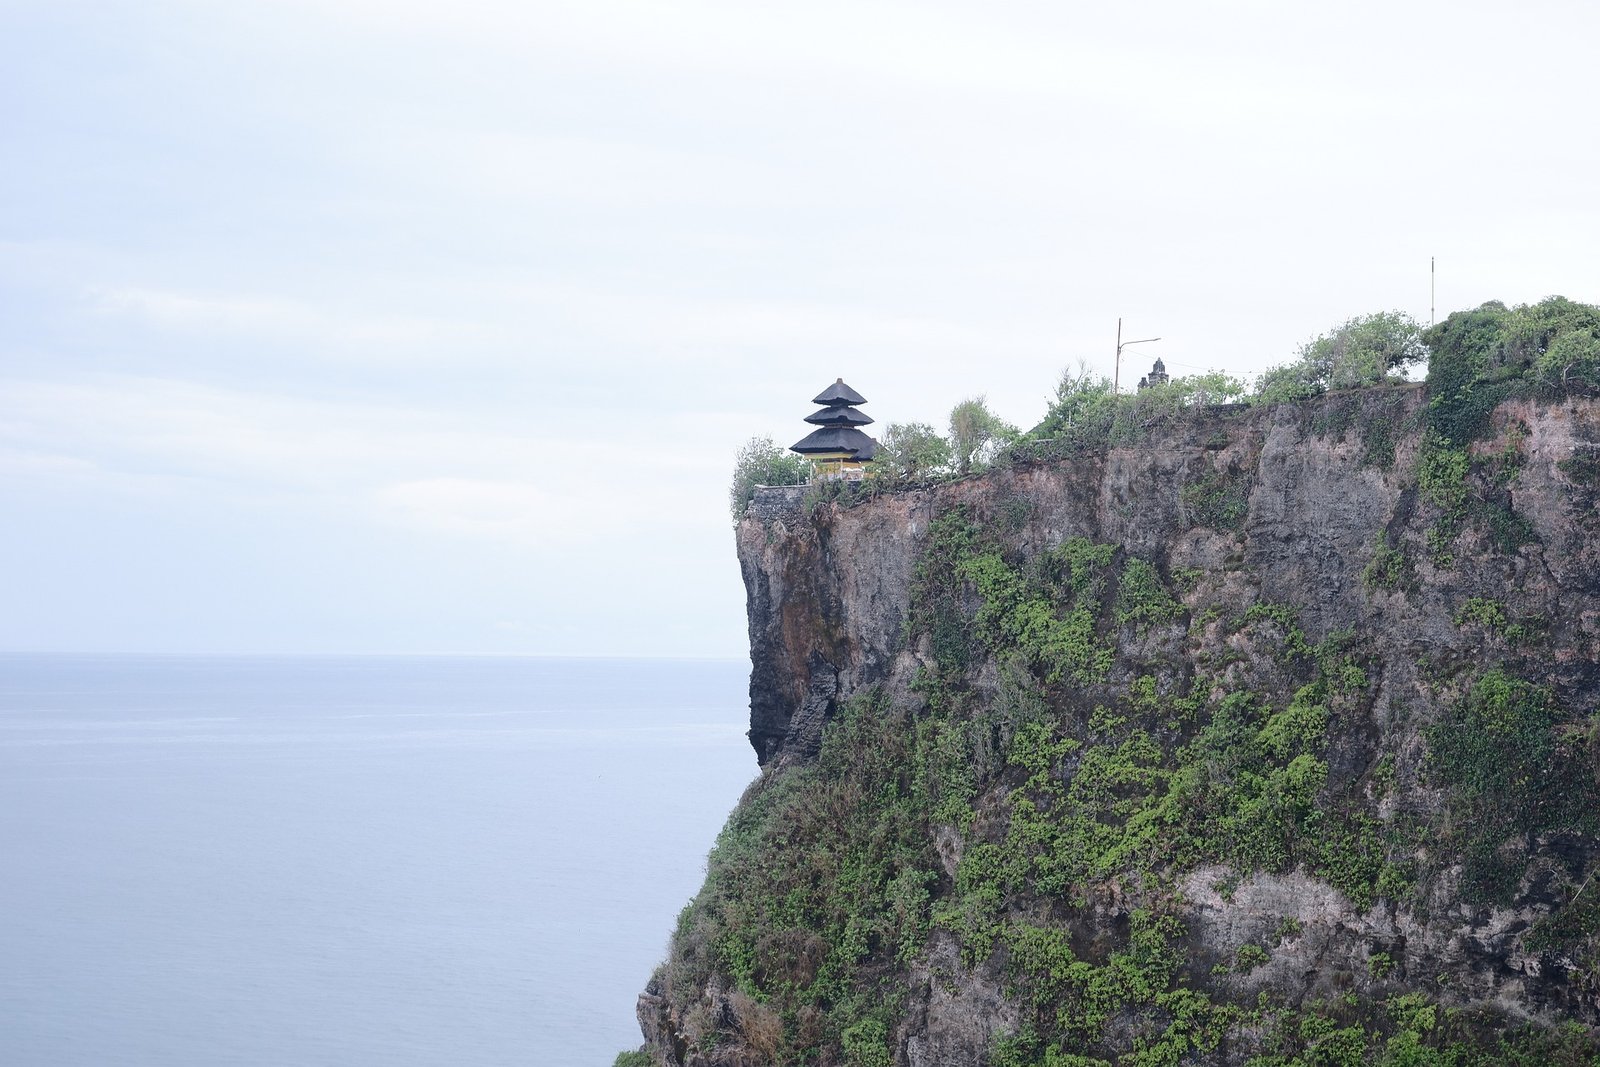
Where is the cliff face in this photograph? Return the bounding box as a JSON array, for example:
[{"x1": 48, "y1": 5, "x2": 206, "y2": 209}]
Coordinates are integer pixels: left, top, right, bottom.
[{"x1": 641, "y1": 386, "x2": 1600, "y2": 1066}]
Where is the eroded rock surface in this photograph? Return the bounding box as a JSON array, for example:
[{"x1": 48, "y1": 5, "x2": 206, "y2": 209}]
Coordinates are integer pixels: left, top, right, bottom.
[{"x1": 643, "y1": 387, "x2": 1600, "y2": 1066}]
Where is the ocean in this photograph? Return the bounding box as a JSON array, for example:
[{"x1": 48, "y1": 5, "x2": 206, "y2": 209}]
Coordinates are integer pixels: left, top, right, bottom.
[{"x1": 0, "y1": 654, "x2": 756, "y2": 1066}]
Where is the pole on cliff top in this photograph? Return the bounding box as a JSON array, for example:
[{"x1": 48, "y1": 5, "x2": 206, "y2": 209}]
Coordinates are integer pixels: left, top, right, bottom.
[
  {"x1": 1114, "y1": 318, "x2": 1121, "y2": 394},
  {"x1": 1114, "y1": 319, "x2": 1162, "y2": 394},
  {"x1": 1431, "y1": 256, "x2": 1436, "y2": 326}
]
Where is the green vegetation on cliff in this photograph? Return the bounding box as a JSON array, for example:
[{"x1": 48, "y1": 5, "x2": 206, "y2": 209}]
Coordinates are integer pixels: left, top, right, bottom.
[
  {"x1": 664, "y1": 298, "x2": 1600, "y2": 1066},
  {"x1": 658, "y1": 692, "x2": 936, "y2": 1061},
  {"x1": 658, "y1": 499, "x2": 1600, "y2": 1062},
  {"x1": 729, "y1": 435, "x2": 811, "y2": 520},
  {"x1": 1409, "y1": 296, "x2": 1599, "y2": 568}
]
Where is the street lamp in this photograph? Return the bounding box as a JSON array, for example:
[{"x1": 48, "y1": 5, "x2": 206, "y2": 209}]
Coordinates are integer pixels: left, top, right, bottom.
[{"x1": 1114, "y1": 317, "x2": 1160, "y2": 394}]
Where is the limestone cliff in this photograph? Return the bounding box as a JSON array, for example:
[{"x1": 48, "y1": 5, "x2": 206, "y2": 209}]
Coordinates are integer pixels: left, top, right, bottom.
[{"x1": 639, "y1": 383, "x2": 1600, "y2": 1066}]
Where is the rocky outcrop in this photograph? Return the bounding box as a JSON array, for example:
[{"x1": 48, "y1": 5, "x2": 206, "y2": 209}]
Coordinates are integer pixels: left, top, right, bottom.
[{"x1": 643, "y1": 385, "x2": 1600, "y2": 1065}]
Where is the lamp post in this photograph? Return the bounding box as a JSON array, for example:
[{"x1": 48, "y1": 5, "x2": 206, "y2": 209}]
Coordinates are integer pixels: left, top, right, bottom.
[{"x1": 1113, "y1": 317, "x2": 1161, "y2": 394}]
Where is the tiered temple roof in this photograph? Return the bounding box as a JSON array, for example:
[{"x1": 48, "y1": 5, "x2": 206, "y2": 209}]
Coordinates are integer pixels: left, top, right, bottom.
[{"x1": 791, "y1": 378, "x2": 878, "y2": 462}]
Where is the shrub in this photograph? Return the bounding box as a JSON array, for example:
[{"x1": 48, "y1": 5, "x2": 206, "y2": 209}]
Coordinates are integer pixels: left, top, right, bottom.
[
  {"x1": 1422, "y1": 296, "x2": 1600, "y2": 447},
  {"x1": 910, "y1": 510, "x2": 981, "y2": 674},
  {"x1": 1254, "y1": 360, "x2": 1326, "y2": 406},
  {"x1": 1024, "y1": 365, "x2": 1247, "y2": 453},
  {"x1": 842, "y1": 1018, "x2": 893, "y2": 1067},
  {"x1": 656, "y1": 690, "x2": 936, "y2": 1061},
  {"x1": 1453, "y1": 597, "x2": 1533, "y2": 642},
  {"x1": 1504, "y1": 295, "x2": 1600, "y2": 390},
  {"x1": 1255, "y1": 311, "x2": 1425, "y2": 404},
  {"x1": 1422, "y1": 302, "x2": 1520, "y2": 447},
  {"x1": 1236, "y1": 943, "x2": 1270, "y2": 973},
  {"x1": 1117, "y1": 372, "x2": 1248, "y2": 442},
  {"x1": 1115, "y1": 559, "x2": 1185, "y2": 631},
  {"x1": 955, "y1": 541, "x2": 1116, "y2": 686},
  {"x1": 1427, "y1": 669, "x2": 1596, "y2": 901},
  {"x1": 1360, "y1": 415, "x2": 1398, "y2": 469},
  {"x1": 1181, "y1": 467, "x2": 1251, "y2": 531},
  {"x1": 729, "y1": 989, "x2": 784, "y2": 1059},
  {"x1": 729, "y1": 435, "x2": 811, "y2": 521},
  {"x1": 949, "y1": 396, "x2": 1019, "y2": 475},
  {"x1": 1559, "y1": 450, "x2": 1600, "y2": 489},
  {"x1": 1416, "y1": 439, "x2": 1469, "y2": 513},
  {"x1": 1362, "y1": 533, "x2": 1406, "y2": 592},
  {"x1": 1030, "y1": 362, "x2": 1119, "y2": 449},
  {"x1": 875, "y1": 421, "x2": 953, "y2": 483}
]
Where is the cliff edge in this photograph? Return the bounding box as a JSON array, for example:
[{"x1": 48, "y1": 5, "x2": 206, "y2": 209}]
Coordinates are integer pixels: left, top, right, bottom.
[{"x1": 640, "y1": 384, "x2": 1600, "y2": 1066}]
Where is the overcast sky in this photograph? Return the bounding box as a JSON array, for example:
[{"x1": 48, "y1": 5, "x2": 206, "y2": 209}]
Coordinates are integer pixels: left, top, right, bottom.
[{"x1": 4, "y1": 0, "x2": 1597, "y2": 657}]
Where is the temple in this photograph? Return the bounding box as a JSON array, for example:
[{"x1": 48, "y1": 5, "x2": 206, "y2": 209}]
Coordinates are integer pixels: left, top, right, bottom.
[
  {"x1": 1136, "y1": 357, "x2": 1170, "y2": 391},
  {"x1": 790, "y1": 378, "x2": 878, "y2": 478}
]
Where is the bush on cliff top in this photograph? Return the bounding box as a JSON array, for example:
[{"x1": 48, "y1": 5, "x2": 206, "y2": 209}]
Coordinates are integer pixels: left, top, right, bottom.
[
  {"x1": 729, "y1": 435, "x2": 811, "y2": 521},
  {"x1": 1255, "y1": 311, "x2": 1426, "y2": 405},
  {"x1": 1423, "y1": 295, "x2": 1600, "y2": 447},
  {"x1": 1406, "y1": 296, "x2": 1600, "y2": 567},
  {"x1": 1017, "y1": 363, "x2": 1248, "y2": 461},
  {"x1": 949, "y1": 396, "x2": 1020, "y2": 475},
  {"x1": 873, "y1": 421, "x2": 953, "y2": 485}
]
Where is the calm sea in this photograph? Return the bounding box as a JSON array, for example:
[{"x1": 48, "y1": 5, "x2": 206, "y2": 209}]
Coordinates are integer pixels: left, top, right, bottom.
[{"x1": 0, "y1": 654, "x2": 755, "y2": 1066}]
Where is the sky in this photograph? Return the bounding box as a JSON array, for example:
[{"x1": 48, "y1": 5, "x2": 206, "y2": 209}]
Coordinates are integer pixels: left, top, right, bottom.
[{"x1": 3, "y1": 0, "x2": 1598, "y2": 657}]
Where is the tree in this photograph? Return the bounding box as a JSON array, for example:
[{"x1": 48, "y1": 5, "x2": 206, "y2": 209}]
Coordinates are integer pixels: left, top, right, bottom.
[
  {"x1": 729, "y1": 436, "x2": 810, "y2": 521},
  {"x1": 948, "y1": 396, "x2": 1017, "y2": 475},
  {"x1": 1252, "y1": 360, "x2": 1324, "y2": 406},
  {"x1": 1255, "y1": 311, "x2": 1426, "y2": 404},
  {"x1": 1166, "y1": 370, "x2": 1249, "y2": 407},
  {"x1": 1315, "y1": 311, "x2": 1427, "y2": 387},
  {"x1": 1501, "y1": 296, "x2": 1600, "y2": 390},
  {"x1": 1421, "y1": 296, "x2": 1600, "y2": 444},
  {"x1": 1033, "y1": 361, "x2": 1118, "y2": 447},
  {"x1": 875, "y1": 422, "x2": 952, "y2": 484},
  {"x1": 1424, "y1": 296, "x2": 1600, "y2": 392}
]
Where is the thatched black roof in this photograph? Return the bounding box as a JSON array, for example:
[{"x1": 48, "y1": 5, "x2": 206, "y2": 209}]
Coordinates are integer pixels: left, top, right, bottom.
[
  {"x1": 804, "y1": 405, "x2": 875, "y2": 427},
  {"x1": 791, "y1": 426, "x2": 878, "y2": 460},
  {"x1": 811, "y1": 378, "x2": 867, "y2": 406}
]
